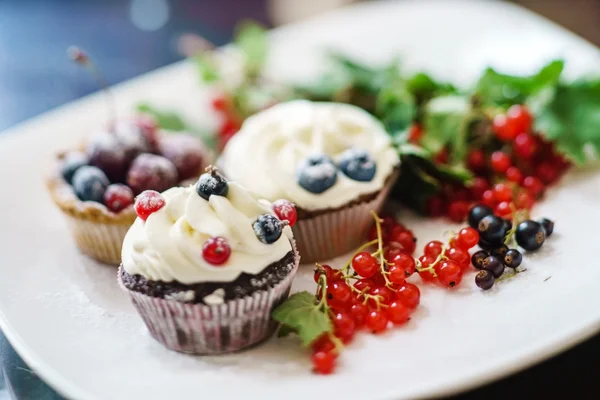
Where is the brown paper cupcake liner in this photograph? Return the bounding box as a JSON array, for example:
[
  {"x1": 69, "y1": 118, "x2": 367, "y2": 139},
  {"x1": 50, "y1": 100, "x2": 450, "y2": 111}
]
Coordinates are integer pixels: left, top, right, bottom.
[
  {"x1": 118, "y1": 240, "x2": 300, "y2": 355},
  {"x1": 292, "y1": 174, "x2": 397, "y2": 263}
]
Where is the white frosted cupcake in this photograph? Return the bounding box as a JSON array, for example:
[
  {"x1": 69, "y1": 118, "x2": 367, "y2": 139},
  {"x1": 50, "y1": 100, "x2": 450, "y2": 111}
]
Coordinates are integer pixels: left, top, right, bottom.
[
  {"x1": 118, "y1": 168, "x2": 300, "y2": 354},
  {"x1": 220, "y1": 100, "x2": 399, "y2": 262}
]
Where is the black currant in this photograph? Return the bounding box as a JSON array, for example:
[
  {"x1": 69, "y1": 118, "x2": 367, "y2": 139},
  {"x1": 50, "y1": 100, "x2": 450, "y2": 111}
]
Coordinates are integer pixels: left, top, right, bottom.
[
  {"x1": 504, "y1": 249, "x2": 523, "y2": 269},
  {"x1": 503, "y1": 218, "x2": 513, "y2": 233},
  {"x1": 196, "y1": 168, "x2": 229, "y2": 200},
  {"x1": 491, "y1": 244, "x2": 509, "y2": 258},
  {"x1": 539, "y1": 218, "x2": 554, "y2": 237},
  {"x1": 477, "y1": 214, "x2": 507, "y2": 245},
  {"x1": 471, "y1": 250, "x2": 489, "y2": 270},
  {"x1": 475, "y1": 270, "x2": 495, "y2": 290},
  {"x1": 253, "y1": 214, "x2": 284, "y2": 244},
  {"x1": 482, "y1": 255, "x2": 505, "y2": 278},
  {"x1": 516, "y1": 220, "x2": 546, "y2": 251},
  {"x1": 468, "y1": 204, "x2": 493, "y2": 229}
]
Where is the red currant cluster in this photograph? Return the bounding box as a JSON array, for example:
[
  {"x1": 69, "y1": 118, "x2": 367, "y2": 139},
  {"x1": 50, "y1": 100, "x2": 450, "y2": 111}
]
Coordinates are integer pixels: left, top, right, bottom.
[
  {"x1": 210, "y1": 94, "x2": 242, "y2": 151},
  {"x1": 309, "y1": 213, "x2": 420, "y2": 374},
  {"x1": 424, "y1": 105, "x2": 569, "y2": 222},
  {"x1": 416, "y1": 227, "x2": 479, "y2": 287},
  {"x1": 366, "y1": 215, "x2": 417, "y2": 254}
]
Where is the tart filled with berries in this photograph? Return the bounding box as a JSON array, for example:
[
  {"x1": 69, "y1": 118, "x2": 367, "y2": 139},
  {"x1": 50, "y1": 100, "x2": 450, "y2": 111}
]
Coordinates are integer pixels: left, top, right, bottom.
[
  {"x1": 46, "y1": 116, "x2": 210, "y2": 264},
  {"x1": 118, "y1": 167, "x2": 300, "y2": 354},
  {"x1": 219, "y1": 100, "x2": 400, "y2": 262}
]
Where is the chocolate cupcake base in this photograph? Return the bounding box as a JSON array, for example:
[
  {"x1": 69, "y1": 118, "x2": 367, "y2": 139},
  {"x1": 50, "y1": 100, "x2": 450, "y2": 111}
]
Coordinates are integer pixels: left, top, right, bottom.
[{"x1": 118, "y1": 241, "x2": 300, "y2": 355}]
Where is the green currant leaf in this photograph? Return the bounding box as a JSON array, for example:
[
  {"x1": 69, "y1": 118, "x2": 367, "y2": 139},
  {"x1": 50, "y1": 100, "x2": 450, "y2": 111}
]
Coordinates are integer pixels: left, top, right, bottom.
[
  {"x1": 474, "y1": 59, "x2": 564, "y2": 107},
  {"x1": 193, "y1": 54, "x2": 220, "y2": 83},
  {"x1": 406, "y1": 72, "x2": 457, "y2": 106},
  {"x1": 136, "y1": 103, "x2": 187, "y2": 131},
  {"x1": 376, "y1": 78, "x2": 416, "y2": 134},
  {"x1": 272, "y1": 291, "x2": 332, "y2": 347},
  {"x1": 235, "y1": 21, "x2": 268, "y2": 77}
]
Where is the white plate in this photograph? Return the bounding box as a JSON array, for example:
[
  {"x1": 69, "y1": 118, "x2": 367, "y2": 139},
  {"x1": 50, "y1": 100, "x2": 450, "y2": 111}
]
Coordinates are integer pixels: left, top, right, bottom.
[{"x1": 1, "y1": 1, "x2": 600, "y2": 399}]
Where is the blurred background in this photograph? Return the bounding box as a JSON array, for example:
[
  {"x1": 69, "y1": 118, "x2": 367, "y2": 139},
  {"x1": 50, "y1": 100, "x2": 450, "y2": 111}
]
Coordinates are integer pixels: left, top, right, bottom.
[
  {"x1": 0, "y1": 0, "x2": 599, "y2": 132},
  {"x1": 0, "y1": 0, "x2": 599, "y2": 398}
]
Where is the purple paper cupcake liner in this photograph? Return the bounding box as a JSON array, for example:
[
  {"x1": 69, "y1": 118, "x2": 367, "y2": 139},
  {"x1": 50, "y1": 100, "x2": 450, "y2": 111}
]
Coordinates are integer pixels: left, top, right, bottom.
[
  {"x1": 118, "y1": 240, "x2": 300, "y2": 355},
  {"x1": 292, "y1": 173, "x2": 397, "y2": 264}
]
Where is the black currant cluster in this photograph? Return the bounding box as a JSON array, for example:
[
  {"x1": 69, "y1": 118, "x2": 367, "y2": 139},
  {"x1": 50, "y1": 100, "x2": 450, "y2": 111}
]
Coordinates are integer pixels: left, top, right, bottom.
[{"x1": 468, "y1": 204, "x2": 554, "y2": 290}]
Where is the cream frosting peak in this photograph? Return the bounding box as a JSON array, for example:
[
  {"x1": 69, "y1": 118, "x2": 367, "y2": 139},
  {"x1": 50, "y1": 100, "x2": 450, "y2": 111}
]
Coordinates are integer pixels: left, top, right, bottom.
[{"x1": 121, "y1": 183, "x2": 293, "y2": 284}]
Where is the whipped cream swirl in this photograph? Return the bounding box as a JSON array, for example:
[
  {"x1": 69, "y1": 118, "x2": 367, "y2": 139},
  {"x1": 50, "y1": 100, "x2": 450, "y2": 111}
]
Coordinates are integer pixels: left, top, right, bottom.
[
  {"x1": 121, "y1": 183, "x2": 294, "y2": 284},
  {"x1": 219, "y1": 100, "x2": 399, "y2": 210}
]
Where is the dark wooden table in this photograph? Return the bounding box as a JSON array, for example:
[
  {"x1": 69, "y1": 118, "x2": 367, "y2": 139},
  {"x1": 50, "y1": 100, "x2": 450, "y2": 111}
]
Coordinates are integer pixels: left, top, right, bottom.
[{"x1": 0, "y1": 0, "x2": 598, "y2": 398}]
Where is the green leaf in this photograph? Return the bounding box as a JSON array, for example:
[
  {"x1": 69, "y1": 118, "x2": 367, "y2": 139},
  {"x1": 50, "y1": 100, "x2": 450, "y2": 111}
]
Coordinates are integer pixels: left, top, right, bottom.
[
  {"x1": 193, "y1": 54, "x2": 220, "y2": 83},
  {"x1": 421, "y1": 95, "x2": 472, "y2": 163},
  {"x1": 235, "y1": 21, "x2": 268, "y2": 76},
  {"x1": 376, "y1": 79, "x2": 416, "y2": 134},
  {"x1": 277, "y1": 324, "x2": 297, "y2": 338},
  {"x1": 474, "y1": 59, "x2": 564, "y2": 107},
  {"x1": 272, "y1": 291, "x2": 332, "y2": 347},
  {"x1": 136, "y1": 103, "x2": 187, "y2": 131},
  {"x1": 529, "y1": 79, "x2": 600, "y2": 164},
  {"x1": 329, "y1": 52, "x2": 400, "y2": 94},
  {"x1": 406, "y1": 72, "x2": 457, "y2": 105}
]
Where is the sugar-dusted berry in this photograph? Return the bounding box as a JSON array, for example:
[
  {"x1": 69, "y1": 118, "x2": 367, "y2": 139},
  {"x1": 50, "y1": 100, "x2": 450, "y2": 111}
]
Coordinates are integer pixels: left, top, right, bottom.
[
  {"x1": 273, "y1": 199, "x2": 297, "y2": 227},
  {"x1": 296, "y1": 153, "x2": 337, "y2": 194},
  {"x1": 127, "y1": 153, "x2": 178, "y2": 194},
  {"x1": 195, "y1": 167, "x2": 229, "y2": 200},
  {"x1": 86, "y1": 132, "x2": 128, "y2": 183},
  {"x1": 61, "y1": 152, "x2": 88, "y2": 184},
  {"x1": 134, "y1": 190, "x2": 165, "y2": 221},
  {"x1": 103, "y1": 183, "x2": 134, "y2": 213},
  {"x1": 253, "y1": 214, "x2": 284, "y2": 244},
  {"x1": 72, "y1": 166, "x2": 109, "y2": 203},
  {"x1": 158, "y1": 134, "x2": 207, "y2": 180}
]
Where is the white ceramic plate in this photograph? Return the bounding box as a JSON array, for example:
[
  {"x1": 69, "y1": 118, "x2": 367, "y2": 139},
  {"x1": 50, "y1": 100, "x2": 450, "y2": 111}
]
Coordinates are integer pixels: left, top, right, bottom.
[{"x1": 1, "y1": 1, "x2": 599, "y2": 399}]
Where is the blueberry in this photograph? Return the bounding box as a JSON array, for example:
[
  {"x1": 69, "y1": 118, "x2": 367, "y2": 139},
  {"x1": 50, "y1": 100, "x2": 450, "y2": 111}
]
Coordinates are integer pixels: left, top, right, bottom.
[
  {"x1": 477, "y1": 215, "x2": 507, "y2": 245},
  {"x1": 72, "y1": 166, "x2": 109, "y2": 203},
  {"x1": 61, "y1": 152, "x2": 88, "y2": 184},
  {"x1": 539, "y1": 218, "x2": 554, "y2": 237},
  {"x1": 467, "y1": 204, "x2": 493, "y2": 229},
  {"x1": 338, "y1": 148, "x2": 376, "y2": 182},
  {"x1": 253, "y1": 214, "x2": 283, "y2": 244},
  {"x1": 504, "y1": 249, "x2": 523, "y2": 269},
  {"x1": 297, "y1": 154, "x2": 337, "y2": 194},
  {"x1": 195, "y1": 169, "x2": 228, "y2": 200},
  {"x1": 516, "y1": 220, "x2": 546, "y2": 251}
]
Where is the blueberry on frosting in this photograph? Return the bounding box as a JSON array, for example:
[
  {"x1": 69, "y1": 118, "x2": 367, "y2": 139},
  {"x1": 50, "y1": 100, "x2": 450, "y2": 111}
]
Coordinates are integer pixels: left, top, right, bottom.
[
  {"x1": 253, "y1": 214, "x2": 284, "y2": 244},
  {"x1": 338, "y1": 148, "x2": 376, "y2": 182},
  {"x1": 296, "y1": 154, "x2": 337, "y2": 194},
  {"x1": 195, "y1": 166, "x2": 229, "y2": 200}
]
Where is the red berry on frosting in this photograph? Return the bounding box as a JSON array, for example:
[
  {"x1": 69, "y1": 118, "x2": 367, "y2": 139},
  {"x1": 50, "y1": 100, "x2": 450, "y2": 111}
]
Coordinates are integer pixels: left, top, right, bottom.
[
  {"x1": 134, "y1": 190, "x2": 165, "y2": 221},
  {"x1": 103, "y1": 183, "x2": 134, "y2": 213},
  {"x1": 202, "y1": 237, "x2": 231, "y2": 265},
  {"x1": 127, "y1": 153, "x2": 178, "y2": 194},
  {"x1": 273, "y1": 199, "x2": 297, "y2": 227}
]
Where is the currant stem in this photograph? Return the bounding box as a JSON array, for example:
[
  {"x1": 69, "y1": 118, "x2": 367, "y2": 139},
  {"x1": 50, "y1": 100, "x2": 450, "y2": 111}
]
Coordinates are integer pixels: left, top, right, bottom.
[
  {"x1": 370, "y1": 211, "x2": 394, "y2": 287},
  {"x1": 67, "y1": 46, "x2": 116, "y2": 128}
]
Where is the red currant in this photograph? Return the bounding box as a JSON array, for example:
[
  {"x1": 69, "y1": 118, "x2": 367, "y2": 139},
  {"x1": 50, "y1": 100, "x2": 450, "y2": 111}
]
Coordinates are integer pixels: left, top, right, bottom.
[
  {"x1": 490, "y1": 151, "x2": 512, "y2": 173},
  {"x1": 457, "y1": 227, "x2": 479, "y2": 249},
  {"x1": 434, "y1": 148, "x2": 449, "y2": 164},
  {"x1": 493, "y1": 183, "x2": 513, "y2": 203},
  {"x1": 536, "y1": 161, "x2": 560, "y2": 184},
  {"x1": 211, "y1": 95, "x2": 228, "y2": 111},
  {"x1": 312, "y1": 334, "x2": 335, "y2": 353},
  {"x1": 312, "y1": 351, "x2": 336, "y2": 374},
  {"x1": 425, "y1": 195, "x2": 447, "y2": 217},
  {"x1": 515, "y1": 191, "x2": 535, "y2": 210},
  {"x1": 493, "y1": 114, "x2": 518, "y2": 141},
  {"x1": 354, "y1": 278, "x2": 374, "y2": 293},
  {"x1": 506, "y1": 166, "x2": 523, "y2": 184},
  {"x1": 408, "y1": 124, "x2": 423, "y2": 144},
  {"x1": 104, "y1": 183, "x2": 134, "y2": 213},
  {"x1": 507, "y1": 105, "x2": 532, "y2": 134},
  {"x1": 514, "y1": 133, "x2": 538, "y2": 159},
  {"x1": 365, "y1": 309, "x2": 388, "y2": 333},
  {"x1": 389, "y1": 252, "x2": 416, "y2": 277},
  {"x1": 327, "y1": 281, "x2": 353, "y2": 309},
  {"x1": 467, "y1": 149, "x2": 486, "y2": 171},
  {"x1": 481, "y1": 190, "x2": 496, "y2": 207},
  {"x1": 349, "y1": 302, "x2": 368, "y2": 327},
  {"x1": 436, "y1": 260, "x2": 463, "y2": 288},
  {"x1": 389, "y1": 230, "x2": 416, "y2": 254},
  {"x1": 469, "y1": 177, "x2": 489, "y2": 200},
  {"x1": 386, "y1": 301, "x2": 411, "y2": 325},
  {"x1": 202, "y1": 237, "x2": 231, "y2": 265},
  {"x1": 333, "y1": 311, "x2": 356, "y2": 343},
  {"x1": 273, "y1": 199, "x2": 297, "y2": 227},
  {"x1": 446, "y1": 247, "x2": 470, "y2": 269},
  {"x1": 424, "y1": 240, "x2": 444, "y2": 257},
  {"x1": 395, "y1": 283, "x2": 420, "y2": 309},
  {"x1": 369, "y1": 286, "x2": 394, "y2": 306},
  {"x1": 495, "y1": 201, "x2": 513, "y2": 218},
  {"x1": 522, "y1": 176, "x2": 544, "y2": 197},
  {"x1": 352, "y1": 252, "x2": 379, "y2": 278},
  {"x1": 134, "y1": 190, "x2": 165, "y2": 221},
  {"x1": 447, "y1": 200, "x2": 469, "y2": 223},
  {"x1": 388, "y1": 265, "x2": 407, "y2": 285},
  {"x1": 418, "y1": 255, "x2": 437, "y2": 283}
]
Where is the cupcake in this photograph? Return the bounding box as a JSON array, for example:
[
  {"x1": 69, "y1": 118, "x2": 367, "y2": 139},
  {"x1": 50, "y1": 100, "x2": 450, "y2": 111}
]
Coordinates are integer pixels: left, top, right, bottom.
[
  {"x1": 118, "y1": 168, "x2": 300, "y2": 354},
  {"x1": 219, "y1": 100, "x2": 400, "y2": 262},
  {"x1": 46, "y1": 116, "x2": 210, "y2": 265}
]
